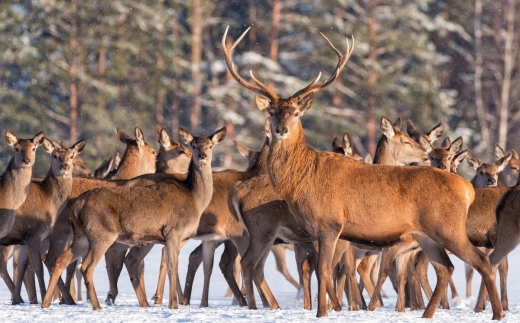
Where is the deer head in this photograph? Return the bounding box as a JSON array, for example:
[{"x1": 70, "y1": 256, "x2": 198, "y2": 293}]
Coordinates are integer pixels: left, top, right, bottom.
[
  {"x1": 222, "y1": 26, "x2": 353, "y2": 145},
  {"x1": 42, "y1": 139, "x2": 87, "y2": 177},
  {"x1": 179, "y1": 127, "x2": 227, "y2": 169},
  {"x1": 467, "y1": 150, "x2": 512, "y2": 187},
  {"x1": 5, "y1": 130, "x2": 45, "y2": 169},
  {"x1": 495, "y1": 144, "x2": 520, "y2": 186},
  {"x1": 375, "y1": 116, "x2": 430, "y2": 165},
  {"x1": 116, "y1": 126, "x2": 157, "y2": 175},
  {"x1": 427, "y1": 136, "x2": 463, "y2": 171},
  {"x1": 155, "y1": 126, "x2": 192, "y2": 174},
  {"x1": 332, "y1": 132, "x2": 363, "y2": 161}
]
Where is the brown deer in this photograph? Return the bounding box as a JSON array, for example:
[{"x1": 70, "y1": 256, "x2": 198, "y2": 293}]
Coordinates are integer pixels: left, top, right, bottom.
[
  {"x1": 495, "y1": 144, "x2": 520, "y2": 187},
  {"x1": 43, "y1": 127, "x2": 226, "y2": 310},
  {"x1": 406, "y1": 120, "x2": 444, "y2": 149},
  {"x1": 42, "y1": 126, "x2": 157, "y2": 305},
  {"x1": 222, "y1": 26, "x2": 503, "y2": 320},
  {"x1": 467, "y1": 150, "x2": 512, "y2": 188},
  {"x1": 424, "y1": 136, "x2": 464, "y2": 171},
  {"x1": 93, "y1": 153, "x2": 121, "y2": 179},
  {"x1": 0, "y1": 139, "x2": 86, "y2": 304},
  {"x1": 0, "y1": 131, "x2": 45, "y2": 239}
]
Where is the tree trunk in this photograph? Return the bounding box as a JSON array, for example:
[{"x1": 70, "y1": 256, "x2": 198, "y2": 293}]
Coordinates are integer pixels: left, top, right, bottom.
[
  {"x1": 156, "y1": 0, "x2": 166, "y2": 125},
  {"x1": 190, "y1": 0, "x2": 202, "y2": 132},
  {"x1": 366, "y1": 0, "x2": 377, "y2": 156},
  {"x1": 69, "y1": 0, "x2": 78, "y2": 143},
  {"x1": 498, "y1": 0, "x2": 517, "y2": 148}
]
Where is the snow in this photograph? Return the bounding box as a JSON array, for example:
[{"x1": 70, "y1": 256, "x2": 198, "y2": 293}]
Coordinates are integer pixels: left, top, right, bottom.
[{"x1": 1, "y1": 240, "x2": 520, "y2": 322}]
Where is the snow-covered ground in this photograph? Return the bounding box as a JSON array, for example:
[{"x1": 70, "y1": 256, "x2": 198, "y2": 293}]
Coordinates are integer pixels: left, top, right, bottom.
[{"x1": 1, "y1": 240, "x2": 519, "y2": 322}]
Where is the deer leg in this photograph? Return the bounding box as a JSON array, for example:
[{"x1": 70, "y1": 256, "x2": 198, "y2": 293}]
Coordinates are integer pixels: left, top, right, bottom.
[
  {"x1": 415, "y1": 251, "x2": 432, "y2": 302},
  {"x1": 219, "y1": 240, "x2": 247, "y2": 306},
  {"x1": 345, "y1": 245, "x2": 366, "y2": 310},
  {"x1": 498, "y1": 257, "x2": 508, "y2": 311},
  {"x1": 12, "y1": 245, "x2": 30, "y2": 305},
  {"x1": 408, "y1": 251, "x2": 424, "y2": 310},
  {"x1": 164, "y1": 238, "x2": 181, "y2": 309},
  {"x1": 199, "y1": 240, "x2": 220, "y2": 307},
  {"x1": 104, "y1": 243, "x2": 127, "y2": 306},
  {"x1": 63, "y1": 261, "x2": 77, "y2": 303},
  {"x1": 152, "y1": 246, "x2": 169, "y2": 305},
  {"x1": 181, "y1": 243, "x2": 203, "y2": 305},
  {"x1": 75, "y1": 261, "x2": 83, "y2": 301},
  {"x1": 358, "y1": 252, "x2": 383, "y2": 307},
  {"x1": 23, "y1": 261, "x2": 37, "y2": 304},
  {"x1": 124, "y1": 245, "x2": 153, "y2": 307},
  {"x1": 26, "y1": 238, "x2": 47, "y2": 302},
  {"x1": 371, "y1": 254, "x2": 387, "y2": 298},
  {"x1": 271, "y1": 244, "x2": 299, "y2": 288},
  {"x1": 294, "y1": 243, "x2": 314, "y2": 310},
  {"x1": 315, "y1": 233, "x2": 341, "y2": 317},
  {"x1": 251, "y1": 242, "x2": 280, "y2": 309},
  {"x1": 334, "y1": 260, "x2": 347, "y2": 310},
  {"x1": 42, "y1": 235, "x2": 88, "y2": 308},
  {"x1": 414, "y1": 237, "x2": 453, "y2": 319},
  {"x1": 395, "y1": 251, "x2": 412, "y2": 312},
  {"x1": 0, "y1": 246, "x2": 16, "y2": 298},
  {"x1": 367, "y1": 246, "x2": 402, "y2": 311},
  {"x1": 82, "y1": 236, "x2": 117, "y2": 311}
]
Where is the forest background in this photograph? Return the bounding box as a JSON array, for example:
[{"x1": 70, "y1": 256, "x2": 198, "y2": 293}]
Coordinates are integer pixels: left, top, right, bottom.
[{"x1": 0, "y1": 0, "x2": 518, "y2": 177}]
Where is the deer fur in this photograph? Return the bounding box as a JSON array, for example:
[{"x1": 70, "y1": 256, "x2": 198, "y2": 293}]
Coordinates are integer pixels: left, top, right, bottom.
[
  {"x1": 42, "y1": 127, "x2": 226, "y2": 310},
  {"x1": 495, "y1": 144, "x2": 520, "y2": 187},
  {"x1": 467, "y1": 150, "x2": 513, "y2": 187}
]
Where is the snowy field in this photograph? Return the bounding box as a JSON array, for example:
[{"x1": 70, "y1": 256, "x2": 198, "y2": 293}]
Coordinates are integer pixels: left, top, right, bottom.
[{"x1": 1, "y1": 240, "x2": 520, "y2": 322}]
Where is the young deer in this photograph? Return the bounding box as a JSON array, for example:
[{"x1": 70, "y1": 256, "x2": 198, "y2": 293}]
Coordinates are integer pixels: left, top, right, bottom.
[
  {"x1": 42, "y1": 126, "x2": 157, "y2": 305},
  {"x1": 43, "y1": 127, "x2": 226, "y2": 310},
  {"x1": 93, "y1": 153, "x2": 121, "y2": 178},
  {"x1": 0, "y1": 131, "x2": 45, "y2": 239},
  {"x1": 494, "y1": 144, "x2": 520, "y2": 187},
  {"x1": 467, "y1": 150, "x2": 513, "y2": 187},
  {"x1": 0, "y1": 139, "x2": 86, "y2": 304},
  {"x1": 223, "y1": 26, "x2": 503, "y2": 320}
]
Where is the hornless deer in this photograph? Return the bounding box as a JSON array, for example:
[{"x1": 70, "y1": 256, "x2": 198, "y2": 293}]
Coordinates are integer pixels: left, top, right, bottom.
[
  {"x1": 43, "y1": 127, "x2": 226, "y2": 310},
  {"x1": 42, "y1": 126, "x2": 157, "y2": 306},
  {"x1": 93, "y1": 153, "x2": 121, "y2": 179},
  {"x1": 222, "y1": 26, "x2": 503, "y2": 320},
  {"x1": 0, "y1": 139, "x2": 86, "y2": 304},
  {"x1": 494, "y1": 144, "x2": 520, "y2": 187},
  {"x1": 467, "y1": 150, "x2": 513, "y2": 188},
  {"x1": 0, "y1": 131, "x2": 45, "y2": 239}
]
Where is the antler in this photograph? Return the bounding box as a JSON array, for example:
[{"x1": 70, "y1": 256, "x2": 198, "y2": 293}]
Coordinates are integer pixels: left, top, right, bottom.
[
  {"x1": 290, "y1": 33, "x2": 354, "y2": 100},
  {"x1": 221, "y1": 26, "x2": 279, "y2": 101}
]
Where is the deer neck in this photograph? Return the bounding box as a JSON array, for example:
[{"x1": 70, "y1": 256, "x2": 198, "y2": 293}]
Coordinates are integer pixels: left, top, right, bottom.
[
  {"x1": 0, "y1": 157, "x2": 33, "y2": 209},
  {"x1": 247, "y1": 140, "x2": 270, "y2": 177},
  {"x1": 498, "y1": 167, "x2": 516, "y2": 187},
  {"x1": 113, "y1": 147, "x2": 149, "y2": 179},
  {"x1": 267, "y1": 122, "x2": 315, "y2": 199},
  {"x1": 373, "y1": 137, "x2": 402, "y2": 165},
  {"x1": 40, "y1": 168, "x2": 73, "y2": 211},
  {"x1": 185, "y1": 159, "x2": 214, "y2": 211}
]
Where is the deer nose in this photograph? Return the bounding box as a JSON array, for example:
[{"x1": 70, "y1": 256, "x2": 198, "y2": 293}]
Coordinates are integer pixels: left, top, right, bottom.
[
  {"x1": 440, "y1": 164, "x2": 446, "y2": 170},
  {"x1": 22, "y1": 157, "x2": 31, "y2": 164},
  {"x1": 488, "y1": 178, "x2": 496, "y2": 185},
  {"x1": 277, "y1": 126, "x2": 288, "y2": 136},
  {"x1": 199, "y1": 153, "x2": 207, "y2": 160},
  {"x1": 60, "y1": 164, "x2": 70, "y2": 171}
]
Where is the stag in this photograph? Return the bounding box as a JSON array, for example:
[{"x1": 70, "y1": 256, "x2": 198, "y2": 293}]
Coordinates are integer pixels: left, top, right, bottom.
[{"x1": 222, "y1": 26, "x2": 503, "y2": 320}]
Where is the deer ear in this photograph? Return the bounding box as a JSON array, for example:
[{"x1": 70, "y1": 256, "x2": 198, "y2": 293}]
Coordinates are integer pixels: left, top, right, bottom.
[
  {"x1": 428, "y1": 123, "x2": 444, "y2": 143},
  {"x1": 419, "y1": 135, "x2": 433, "y2": 153},
  {"x1": 5, "y1": 130, "x2": 18, "y2": 146},
  {"x1": 494, "y1": 144, "x2": 505, "y2": 158},
  {"x1": 210, "y1": 127, "x2": 227, "y2": 145},
  {"x1": 156, "y1": 126, "x2": 171, "y2": 149},
  {"x1": 441, "y1": 137, "x2": 451, "y2": 149},
  {"x1": 392, "y1": 118, "x2": 402, "y2": 132},
  {"x1": 114, "y1": 152, "x2": 122, "y2": 169},
  {"x1": 364, "y1": 154, "x2": 373, "y2": 164},
  {"x1": 32, "y1": 131, "x2": 45, "y2": 146},
  {"x1": 449, "y1": 136, "x2": 463, "y2": 154},
  {"x1": 71, "y1": 139, "x2": 87, "y2": 155},
  {"x1": 452, "y1": 150, "x2": 469, "y2": 169},
  {"x1": 406, "y1": 120, "x2": 419, "y2": 137},
  {"x1": 496, "y1": 152, "x2": 513, "y2": 172},
  {"x1": 298, "y1": 93, "x2": 314, "y2": 113},
  {"x1": 331, "y1": 137, "x2": 342, "y2": 152},
  {"x1": 51, "y1": 140, "x2": 62, "y2": 150},
  {"x1": 179, "y1": 127, "x2": 193, "y2": 145},
  {"x1": 117, "y1": 127, "x2": 133, "y2": 144},
  {"x1": 135, "y1": 126, "x2": 145, "y2": 147},
  {"x1": 380, "y1": 116, "x2": 395, "y2": 139},
  {"x1": 466, "y1": 151, "x2": 481, "y2": 170},
  {"x1": 511, "y1": 147, "x2": 519, "y2": 159},
  {"x1": 342, "y1": 132, "x2": 354, "y2": 156},
  {"x1": 256, "y1": 96, "x2": 271, "y2": 111},
  {"x1": 233, "y1": 139, "x2": 252, "y2": 158},
  {"x1": 42, "y1": 138, "x2": 55, "y2": 154}
]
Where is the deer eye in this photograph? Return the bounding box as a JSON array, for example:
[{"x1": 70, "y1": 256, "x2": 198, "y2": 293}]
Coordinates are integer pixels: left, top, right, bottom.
[
  {"x1": 15, "y1": 147, "x2": 19, "y2": 152},
  {"x1": 53, "y1": 155, "x2": 57, "y2": 159},
  {"x1": 32, "y1": 147, "x2": 36, "y2": 151},
  {"x1": 294, "y1": 111, "x2": 301, "y2": 117}
]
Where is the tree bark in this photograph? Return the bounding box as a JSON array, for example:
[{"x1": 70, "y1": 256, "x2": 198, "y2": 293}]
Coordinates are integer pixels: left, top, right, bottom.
[
  {"x1": 69, "y1": 0, "x2": 78, "y2": 143},
  {"x1": 190, "y1": 0, "x2": 202, "y2": 132},
  {"x1": 156, "y1": 0, "x2": 166, "y2": 125},
  {"x1": 366, "y1": 0, "x2": 377, "y2": 156}
]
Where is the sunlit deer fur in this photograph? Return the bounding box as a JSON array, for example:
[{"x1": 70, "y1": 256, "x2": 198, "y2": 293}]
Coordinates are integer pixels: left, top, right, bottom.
[
  {"x1": 222, "y1": 26, "x2": 503, "y2": 320},
  {"x1": 495, "y1": 144, "x2": 520, "y2": 187}
]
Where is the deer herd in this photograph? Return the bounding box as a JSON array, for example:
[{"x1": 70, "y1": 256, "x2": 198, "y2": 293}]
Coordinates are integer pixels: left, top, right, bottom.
[{"x1": 1, "y1": 26, "x2": 520, "y2": 321}]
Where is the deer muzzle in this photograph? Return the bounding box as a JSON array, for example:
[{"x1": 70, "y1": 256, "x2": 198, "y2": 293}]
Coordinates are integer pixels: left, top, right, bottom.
[{"x1": 22, "y1": 157, "x2": 31, "y2": 167}]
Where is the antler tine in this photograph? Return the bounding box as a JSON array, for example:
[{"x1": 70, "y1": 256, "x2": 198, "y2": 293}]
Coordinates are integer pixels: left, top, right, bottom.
[
  {"x1": 291, "y1": 35, "x2": 354, "y2": 100},
  {"x1": 221, "y1": 26, "x2": 278, "y2": 101}
]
